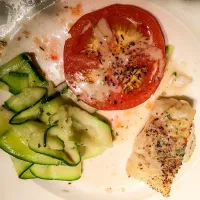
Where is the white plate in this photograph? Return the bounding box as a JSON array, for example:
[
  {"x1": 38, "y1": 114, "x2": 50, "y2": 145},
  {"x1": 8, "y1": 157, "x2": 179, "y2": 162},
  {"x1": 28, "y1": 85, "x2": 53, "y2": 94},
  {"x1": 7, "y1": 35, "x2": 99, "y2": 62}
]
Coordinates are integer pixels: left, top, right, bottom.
[{"x1": 1, "y1": 0, "x2": 200, "y2": 200}]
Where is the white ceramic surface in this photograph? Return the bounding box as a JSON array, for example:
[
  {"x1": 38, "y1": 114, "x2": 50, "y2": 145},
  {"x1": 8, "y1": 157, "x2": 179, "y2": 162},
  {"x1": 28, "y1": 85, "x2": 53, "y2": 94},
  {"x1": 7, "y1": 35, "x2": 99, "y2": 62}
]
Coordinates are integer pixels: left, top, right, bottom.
[{"x1": 1, "y1": 0, "x2": 200, "y2": 200}]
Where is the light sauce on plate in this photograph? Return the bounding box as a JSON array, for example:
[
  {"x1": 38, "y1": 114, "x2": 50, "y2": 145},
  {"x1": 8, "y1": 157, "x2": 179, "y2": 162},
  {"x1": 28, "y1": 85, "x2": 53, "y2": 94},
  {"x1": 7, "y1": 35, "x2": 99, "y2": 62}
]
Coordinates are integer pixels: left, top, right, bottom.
[{"x1": 0, "y1": 0, "x2": 193, "y2": 194}]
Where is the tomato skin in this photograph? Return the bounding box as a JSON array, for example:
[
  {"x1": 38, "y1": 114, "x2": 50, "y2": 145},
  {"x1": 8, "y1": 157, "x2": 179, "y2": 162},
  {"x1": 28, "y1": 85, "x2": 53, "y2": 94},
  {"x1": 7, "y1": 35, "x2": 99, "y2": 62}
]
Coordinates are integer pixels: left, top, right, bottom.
[
  {"x1": 68, "y1": 4, "x2": 165, "y2": 47},
  {"x1": 64, "y1": 4, "x2": 166, "y2": 110},
  {"x1": 64, "y1": 38, "x2": 98, "y2": 74}
]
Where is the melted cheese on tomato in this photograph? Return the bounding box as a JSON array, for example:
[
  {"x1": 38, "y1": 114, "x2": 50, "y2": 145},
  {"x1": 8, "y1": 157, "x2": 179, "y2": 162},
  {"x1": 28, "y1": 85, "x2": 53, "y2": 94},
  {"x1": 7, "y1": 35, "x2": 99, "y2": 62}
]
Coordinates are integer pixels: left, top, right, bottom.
[
  {"x1": 72, "y1": 69, "x2": 121, "y2": 102},
  {"x1": 71, "y1": 18, "x2": 165, "y2": 102},
  {"x1": 70, "y1": 20, "x2": 122, "y2": 102},
  {"x1": 97, "y1": 18, "x2": 113, "y2": 42}
]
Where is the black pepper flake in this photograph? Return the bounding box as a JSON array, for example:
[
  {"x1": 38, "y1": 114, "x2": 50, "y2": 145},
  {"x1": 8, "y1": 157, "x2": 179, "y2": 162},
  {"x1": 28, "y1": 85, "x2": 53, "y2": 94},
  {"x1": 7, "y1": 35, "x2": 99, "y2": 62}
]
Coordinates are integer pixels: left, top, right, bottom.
[
  {"x1": 121, "y1": 34, "x2": 124, "y2": 40},
  {"x1": 120, "y1": 47, "x2": 125, "y2": 53},
  {"x1": 116, "y1": 38, "x2": 119, "y2": 44},
  {"x1": 39, "y1": 46, "x2": 45, "y2": 51},
  {"x1": 39, "y1": 107, "x2": 44, "y2": 113},
  {"x1": 61, "y1": 87, "x2": 68, "y2": 94},
  {"x1": 114, "y1": 100, "x2": 117, "y2": 104},
  {"x1": 46, "y1": 112, "x2": 51, "y2": 116},
  {"x1": 38, "y1": 143, "x2": 41, "y2": 148},
  {"x1": 53, "y1": 120, "x2": 59, "y2": 125},
  {"x1": 130, "y1": 41, "x2": 135, "y2": 46}
]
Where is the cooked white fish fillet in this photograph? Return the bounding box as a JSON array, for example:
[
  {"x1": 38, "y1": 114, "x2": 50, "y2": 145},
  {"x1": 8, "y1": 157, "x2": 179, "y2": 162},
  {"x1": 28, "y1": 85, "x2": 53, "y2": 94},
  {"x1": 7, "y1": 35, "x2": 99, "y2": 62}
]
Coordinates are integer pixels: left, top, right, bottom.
[{"x1": 126, "y1": 98, "x2": 196, "y2": 197}]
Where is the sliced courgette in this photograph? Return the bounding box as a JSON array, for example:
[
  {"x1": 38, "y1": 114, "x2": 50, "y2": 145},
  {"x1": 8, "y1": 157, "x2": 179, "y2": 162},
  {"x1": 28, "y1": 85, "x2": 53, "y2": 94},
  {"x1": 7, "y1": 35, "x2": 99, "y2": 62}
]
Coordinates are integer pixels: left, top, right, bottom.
[
  {"x1": 47, "y1": 81, "x2": 57, "y2": 97},
  {"x1": 0, "y1": 107, "x2": 14, "y2": 137},
  {"x1": 55, "y1": 81, "x2": 68, "y2": 94},
  {"x1": 61, "y1": 89, "x2": 97, "y2": 114},
  {"x1": 44, "y1": 125, "x2": 70, "y2": 145},
  {"x1": 21, "y1": 169, "x2": 36, "y2": 179},
  {"x1": 45, "y1": 127, "x2": 64, "y2": 150},
  {"x1": 49, "y1": 112, "x2": 61, "y2": 126},
  {"x1": 5, "y1": 87, "x2": 47, "y2": 112},
  {"x1": 1, "y1": 72, "x2": 29, "y2": 94},
  {"x1": 10, "y1": 101, "x2": 42, "y2": 124},
  {"x1": 67, "y1": 106, "x2": 112, "y2": 148},
  {"x1": 45, "y1": 135, "x2": 64, "y2": 150},
  {"x1": 48, "y1": 106, "x2": 112, "y2": 159},
  {"x1": 79, "y1": 145, "x2": 106, "y2": 160},
  {"x1": 0, "y1": 122, "x2": 62, "y2": 165},
  {"x1": 48, "y1": 107, "x2": 71, "y2": 128},
  {"x1": 10, "y1": 156, "x2": 35, "y2": 179},
  {"x1": 0, "y1": 53, "x2": 47, "y2": 87},
  {"x1": 29, "y1": 125, "x2": 81, "y2": 166},
  {"x1": 30, "y1": 163, "x2": 82, "y2": 181},
  {"x1": 39, "y1": 94, "x2": 65, "y2": 124},
  {"x1": 21, "y1": 54, "x2": 48, "y2": 87},
  {"x1": 47, "y1": 126, "x2": 80, "y2": 164},
  {"x1": 0, "y1": 81, "x2": 9, "y2": 91}
]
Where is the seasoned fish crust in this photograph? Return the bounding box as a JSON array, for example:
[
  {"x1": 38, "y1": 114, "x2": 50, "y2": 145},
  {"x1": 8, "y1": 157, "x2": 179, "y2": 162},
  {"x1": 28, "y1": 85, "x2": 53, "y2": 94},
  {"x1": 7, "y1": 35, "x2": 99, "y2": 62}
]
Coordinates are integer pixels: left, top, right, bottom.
[{"x1": 127, "y1": 98, "x2": 196, "y2": 197}]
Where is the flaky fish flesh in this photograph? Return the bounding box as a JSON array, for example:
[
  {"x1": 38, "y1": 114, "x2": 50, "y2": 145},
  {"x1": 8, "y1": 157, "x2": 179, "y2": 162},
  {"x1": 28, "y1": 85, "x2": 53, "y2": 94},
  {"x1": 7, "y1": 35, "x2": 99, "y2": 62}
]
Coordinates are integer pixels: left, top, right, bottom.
[{"x1": 127, "y1": 98, "x2": 196, "y2": 197}]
